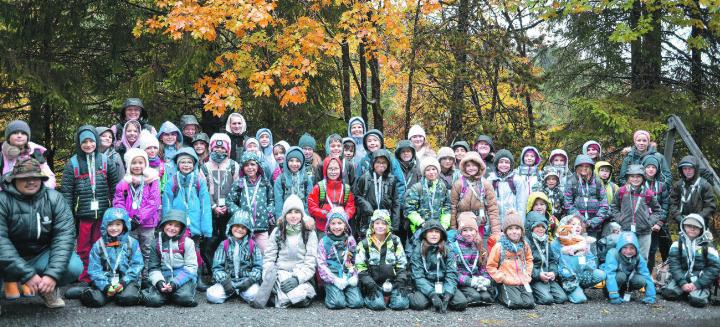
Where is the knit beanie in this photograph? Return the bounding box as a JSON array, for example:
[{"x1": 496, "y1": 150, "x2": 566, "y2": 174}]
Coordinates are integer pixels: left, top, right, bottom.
[
  {"x1": 138, "y1": 130, "x2": 159, "y2": 150},
  {"x1": 457, "y1": 212, "x2": 479, "y2": 231},
  {"x1": 79, "y1": 130, "x2": 96, "y2": 143},
  {"x1": 5, "y1": 120, "x2": 31, "y2": 139},
  {"x1": 298, "y1": 133, "x2": 317, "y2": 150},
  {"x1": 408, "y1": 124, "x2": 426, "y2": 139},
  {"x1": 502, "y1": 209, "x2": 524, "y2": 234},
  {"x1": 420, "y1": 156, "x2": 441, "y2": 173}
]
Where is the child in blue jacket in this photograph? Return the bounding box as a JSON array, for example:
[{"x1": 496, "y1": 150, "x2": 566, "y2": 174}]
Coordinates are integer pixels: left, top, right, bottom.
[{"x1": 601, "y1": 231, "x2": 656, "y2": 305}]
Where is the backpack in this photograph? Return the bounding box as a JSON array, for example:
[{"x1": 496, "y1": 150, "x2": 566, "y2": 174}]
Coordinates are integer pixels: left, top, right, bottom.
[
  {"x1": 200, "y1": 161, "x2": 237, "y2": 187},
  {"x1": 616, "y1": 185, "x2": 654, "y2": 207},
  {"x1": 459, "y1": 176, "x2": 485, "y2": 202},
  {"x1": 70, "y1": 154, "x2": 108, "y2": 179},
  {"x1": 223, "y1": 237, "x2": 255, "y2": 257},
  {"x1": 492, "y1": 176, "x2": 516, "y2": 195},
  {"x1": 319, "y1": 180, "x2": 350, "y2": 206},
  {"x1": 362, "y1": 236, "x2": 400, "y2": 264}
]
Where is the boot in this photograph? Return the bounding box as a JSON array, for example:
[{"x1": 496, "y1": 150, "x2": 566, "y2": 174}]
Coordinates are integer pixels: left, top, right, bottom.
[
  {"x1": 40, "y1": 288, "x2": 66, "y2": 308},
  {"x1": 196, "y1": 277, "x2": 209, "y2": 292},
  {"x1": 65, "y1": 283, "x2": 89, "y2": 300},
  {"x1": 3, "y1": 282, "x2": 20, "y2": 300}
]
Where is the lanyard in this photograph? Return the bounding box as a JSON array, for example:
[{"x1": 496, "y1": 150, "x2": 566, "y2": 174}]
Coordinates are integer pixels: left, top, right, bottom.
[
  {"x1": 333, "y1": 243, "x2": 349, "y2": 278},
  {"x1": 211, "y1": 167, "x2": 227, "y2": 201},
  {"x1": 532, "y1": 238, "x2": 549, "y2": 272},
  {"x1": 326, "y1": 182, "x2": 344, "y2": 210},
  {"x1": 424, "y1": 179, "x2": 436, "y2": 219},
  {"x1": 87, "y1": 155, "x2": 97, "y2": 198},
  {"x1": 631, "y1": 190, "x2": 643, "y2": 226},
  {"x1": 373, "y1": 173, "x2": 383, "y2": 210},
  {"x1": 130, "y1": 178, "x2": 145, "y2": 210},
  {"x1": 680, "y1": 178, "x2": 701, "y2": 213},
  {"x1": 177, "y1": 173, "x2": 194, "y2": 210},
  {"x1": 232, "y1": 240, "x2": 241, "y2": 279},
  {"x1": 244, "y1": 178, "x2": 261, "y2": 208},
  {"x1": 453, "y1": 242, "x2": 478, "y2": 274},
  {"x1": 512, "y1": 243, "x2": 527, "y2": 277},
  {"x1": 580, "y1": 175, "x2": 590, "y2": 219},
  {"x1": 422, "y1": 252, "x2": 443, "y2": 282},
  {"x1": 158, "y1": 234, "x2": 176, "y2": 280},
  {"x1": 100, "y1": 241, "x2": 124, "y2": 277}
]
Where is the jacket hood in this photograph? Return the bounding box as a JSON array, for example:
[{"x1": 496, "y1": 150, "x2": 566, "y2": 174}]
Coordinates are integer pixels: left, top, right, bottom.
[
  {"x1": 526, "y1": 191, "x2": 552, "y2": 216},
  {"x1": 74, "y1": 125, "x2": 99, "y2": 156},
  {"x1": 138, "y1": 130, "x2": 159, "y2": 150},
  {"x1": 594, "y1": 160, "x2": 613, "y2": 179},
  {"x1": 226, "y1": 210, "x2": 254, "y2": 236},
  {"x1": 451, "y1": 140, "x2": 470, "y2": 152},
  {"x1": 157, "y1": 121, "x2": 183, "y2": 145},
  {"x1": 324, "y1": 133, "x2": 343, "y2": 156},
  {"x1": 283, "y1": 146, "x2": 306, "y2": 175},
  {"x1": 574, "y1": 154, "x2": 595, "y2": 168},
  {"x1": 95, "y1": 126, "x2": 114, "y2": 142},
  {"x1": 525, "y1": 211, "x2": 549, "y2": 234},
  {"x1": 680, "y1": 214, "x2": 712, "y2": 242},
  {"x1": 582, "y1": 141, "x2": 602, "y2": 157},
  {"x1": 370, "y1": 149, "x2": 393, "y2": 176},
  {"x1": 677, "y1": 155, "x2": 699, "y2": 176},
  {"x1": 614, "y1": 231, "x2": 640, "y2": 254},
  {"x1": 363, "y1": 129, "x2": 385, "y2": 151},
  {"x1": 256, "y1": 128, "x2": 274, "y2": 151},
  {"x1": 474, "y1": 135, "x2": 494, "y2": 152},
  {"x1": 493, "y1": 149, "x2": 515, "y2": 168},
  {"x1": 641, "y1": 155, "x2": 660, "y2": 169},
  {"x1": 118, "y1": 98, "x2": 148, "y2": 121},
  {"x1": 325, "y1": 207, "x2": 352, "y2": 236},
  {"x1": 420, "y1": 220, "x2": 448, "y2": 242},
  {"x1": 120, "y1": 120, "x2": 142, "y2": 149},
  {"x1": 322, "y1": 156, "x2": 343, "y2": 180},
  {"x1": 548, "y1": 149, "x2": 568, "y2": 169},
  {"x1": 173, "y1": 147, "x2": 199, "y2": 168},
  {"x1": 367, "y1": 209, "x2": 393, "y2": 238},
  {"x1": 394, "y1": 139, "x2": 416, "y2": 162},
  {"x1": 240, "y1": 151, "x2": 264, "y2": 177},
  {"x1": 101, "y1": 207, "x2": 132, "y2": 241},
  {"x1": 179, "y1": 115, "x2": 200, "y2": 128},
  {"x1": 347, "y1": 116, "x2": 366, "y2": 137},
  {"x1": 225, "y1": 112, "x2": 247, "y2": 135},
  {"x1": 158, "y1": 209, "x2": 188, "y2": 235},
  {"x1": 459, "y1": 151, "x2": 486, "y2": 178},
  {"x1": 192, "y1": 132, "x2": 210, "y2": 145},
  {"x1": 520, "y1": 146, "x2": 542, "y2": 167}
]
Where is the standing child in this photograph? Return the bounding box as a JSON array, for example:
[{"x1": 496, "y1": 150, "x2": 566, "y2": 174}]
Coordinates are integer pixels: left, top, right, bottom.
[
  {"x1": 276, "y1": 146, "x2": 314, "y2": 218},
  {"x1": 405, "y1": 157, "x2": 451, "y2": 241},
  {"x1": 395, "y1": 140, "x2": 422, "y2": 191},
  {"x1": 595, "y1": 161, "x2": 619, "y2": 206},
  {"x1": 450, "y1": 152, "x2": 500, "y2": 241},
  {"x1": 353, "y1": 129, "x2": 407, "y2": 205},
  {"x1": 582, "y1": 140, "x2": 602, "y2": 161},
  {"x1": 669, "y1": 156, "x2": 717, "y2": 227},
  {"x1": 157, "y1": 121, "x2": 183, "y2": 163},
  {"x1": 354, "y1": 150, "x2": 401, "y2": 238},
  {"x1": 271, "y1": 141, "x2": 289, "y2": 182},
  {"x1": 473, "y1": 135, "x2": 495, "y2": 176},
  {"x1": 244, "y1": 137, "x2": 272, "y2": 178},
  {"x1": 179, "y1": 115, "x2": 201, "y2": 148},
  {"x1": 138, "y1": 130, "x2": 166, "y2": 193},
  {"x1": 525, "y1": 212, "x2": 567, "y2": 305},
  {"x1": 601, "y1": 232, "x2": 656, "y2": 305},
  {"x1": 409, "y1": 221, "x2": 467, "y2": 312},
  {"x1": 206, "y1": 211, "x2": 263, "y2": 304},
  {"x1": 308, "y1": 156, "x2": 356, "y2": 237},
  {"x1": 80, "y1": 208, "x2": 144, "y2": 307},
  {"x1": 96, "y1": 126, "x2": 125, "y2": 180},
  {"x1": 141, "y1": 210, "x2": 199, "y2": 307},
  {"x1": 541, "y1": 172, "x2": 565, "y2": 231},
  {"x1": 115, "y1": 120, "x2": 141, "y2": 158},
  {"x1": 486, "y1": 210, "x2": 535, "y2": 309},
  {"x1": 451, "y1": 141, "x2": 470, "y2": 169},
  {"x1": 192, "y1": 133, "x2": 210, "y2": 163},
  {"x1": 643, "y1": 155, "x2": 671, "y2": 271},
  {"x1": 545, "y1": 149, "x2": 570, "y2": 186},
  {"x1": 437, "y1": 147, "x2": 458, "y2": 189},
  {"x1": 563, "y1": 155, "x2": 609, "y2": 239},
  {"x1": 451, "y1": 212, "x2": 495, "y2": 306},
  {"x1": 317, "y1": 208, "x2": 364, "y2": 309},
  {"x1": 326, "y1": 133, "x2": 355, "y2": 185},
  {"x1": 256, "y1": 128, "x2": 277, "y2": 173},
  {"x1": 298, "y1": 133, "x2": 323, "y2": 184},
  {"x1": 526, "y1": 191, "x2": 557, "y2": 233},
  {"x1": 262, "y1": 195, "x2": 318, "y2": 308},
  {"x1": 342, "y1": 136, "x2": 357, "y2": 175},
  {"x1": 487, "y1": 149, "x2": 523, "y2": 228},
  {"x1": 661, "y1": 214, "x2": 720, "y2": 307},
  {"x1": 514, "y1": 146, "x2": 543, "y2": 215},
  {"x1": 347, "y1": 116, "x2": 367, "y2": 167}
]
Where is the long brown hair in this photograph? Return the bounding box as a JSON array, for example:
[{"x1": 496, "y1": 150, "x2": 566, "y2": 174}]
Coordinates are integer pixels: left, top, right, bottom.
[{"x1": 422, "y1": 239, "x2": 447, "y2": 257}]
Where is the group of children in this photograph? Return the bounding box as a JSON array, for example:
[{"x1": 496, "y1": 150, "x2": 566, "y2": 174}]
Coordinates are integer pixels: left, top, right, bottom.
[{"x1": 2, "y1": 101, "x2": 719, "y2": 311}]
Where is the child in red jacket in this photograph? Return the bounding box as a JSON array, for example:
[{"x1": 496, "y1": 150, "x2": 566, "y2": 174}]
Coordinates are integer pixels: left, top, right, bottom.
[{"x1": 308, "y1": 157, "x2": 356, "y2": 238}]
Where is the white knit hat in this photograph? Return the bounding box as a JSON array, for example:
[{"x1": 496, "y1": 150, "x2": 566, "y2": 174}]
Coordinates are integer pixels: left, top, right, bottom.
[
  {"x1": 137, "y1": 130, "x2": 159, "y2": 150},
  {"x1": 408, "y1": 124, "x2": 426, "y2": 139},
  {"x1": 420, "y1": 156, "x2": 441, "y2": 173}
]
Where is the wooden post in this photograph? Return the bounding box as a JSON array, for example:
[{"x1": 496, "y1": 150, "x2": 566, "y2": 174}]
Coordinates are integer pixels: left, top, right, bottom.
[{"x1": 666, "y1": 115, "x2": 720, "y2": 195}]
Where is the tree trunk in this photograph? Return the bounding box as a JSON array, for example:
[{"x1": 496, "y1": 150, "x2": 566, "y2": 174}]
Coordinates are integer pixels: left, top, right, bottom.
[
  {"x1": 403, "y1": 0, "x2": 423, "y2": 137},
  {"x1": 359, "y1": 42, "x2": 369, "y2": 127},
  {"x1": 341, "y1": 40, "x2": 352, "y2": 122},
  {"x1": 630, "y1": 3, "x2": 662, "y2": 92},
  {"x1": 370, "y1": 55, "x2": 382, "y2": 132},
  {"x1": 200, "y1": 104, "x2": 222, "y2": 134},
  {"x1": 690, "y1": 17, "x2": 704, "y2": 148},
  {"x1": 448, "y1": 0, "x2": 470, "y2": 143}
]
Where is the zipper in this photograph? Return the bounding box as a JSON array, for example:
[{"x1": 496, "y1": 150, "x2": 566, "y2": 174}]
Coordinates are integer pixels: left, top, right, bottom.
[{"x1": 36, "y1": 213, "x2": 41, "y2": 240}]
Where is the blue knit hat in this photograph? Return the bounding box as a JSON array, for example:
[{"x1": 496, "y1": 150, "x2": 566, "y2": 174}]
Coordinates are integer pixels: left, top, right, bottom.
[
  {"x1": 79, "y1": 130, "x2": 96, "y2": 143},
  {"x1": 299, "y1": 133, "x2": 317, "y2": 151}
]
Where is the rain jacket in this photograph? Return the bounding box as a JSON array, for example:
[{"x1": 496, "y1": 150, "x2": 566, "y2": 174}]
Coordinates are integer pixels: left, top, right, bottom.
[
  {"x1": 668, "y1": 216, "x2": 720, "y2": 290},
  {"x1": 601, "y1": 232, "x2": 656, "y2": 300},
  {"x1": 227, "y1": 152, "x2": 274, "y2": 233},
  {"x1": 317, "y1": 210, "x2": 358, "y2": 284},
  {"x1": 147, "y1": 211, "x2": 198, "y2": 288},
  {"x1": 308, "y1": 157, "x2": 356, "y2": 232},
  {"x1": 353, "y1": 150, "x2": 402, "y2": 232},
  {"x1": 211, "y1": 212, "x2": 263, "y2": 285},
  {"x1": 162, "y1": 149, "x2": 212, "y2": 238},
  {"x1": 113, "y1": 167, "x2": 161, "y2": 229},
  {"x1": 619, "y1": 145, "x2": 672, "y2": 185},
  {"x1": 87, "y1": 208, "x2": 144, "y2": 290},
  {"x1": 669, "y1": 156, "x2": 717, "y2": 225},
  {"x1": 451, "y1": 152, "x2": 500, "y2": 234},
  {"x1": 411, "y1": 222, "x2": 458, "y2": 297}
]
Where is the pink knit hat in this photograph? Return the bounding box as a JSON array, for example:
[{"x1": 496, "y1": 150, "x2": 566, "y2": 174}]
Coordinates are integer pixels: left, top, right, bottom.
[{"x1": 633, "y1": 130, "x2": 651, "y2": 142}]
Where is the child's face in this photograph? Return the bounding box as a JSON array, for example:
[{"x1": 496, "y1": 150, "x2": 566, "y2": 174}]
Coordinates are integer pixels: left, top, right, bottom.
[
  {"x1": 532, "y1": 199, "x2": 547, "y2": 214},
  {"x1": 177, "y1": 158, "x2": 194, "y2": 174},
  {"x1": 569, "y1": 218, "x2": 583, "y2": 234},
  {"x1": 585, "y1": 147, "x2": 598, "y2": 159},
  {"x1": 598, "y1": 167, "x2": 611, "y2": 180},
  {"x1": 634, "y1": 135, "x2": 649, "y2": 152},
  {"x1": 273, "y1": 147, "x2": 285, "y2": 163},
  {"x1": 161, "y1": 132, "x2": 177, "y2": 146},
  {"x1": 145, "y1": 146, "x2": 159, "y2": 158},
  {"x1": 125, "y1": 125, "x2": 139, "y2": 143},
  {"x1": 682, "y1": 167, "x2": 695, "y2": 180},
  {"x1": 243, "y1": 161, "x2": 258, "y2": 178},
  {"x1": 475, "y1": 141, "x2": 490, "y2": 156},
  {"x1": 497, "y1": 158, "x2": 511, "y2": 173},
  {"x1": 350, "y1": 123, "x2": 364, "y2": 137},
  {"x1": 8, "y1": 132, "x2": 28, "y2": 147},
  {"x1": 410, "y1": 135, "x2": 425, "y2": 149},
  {"x1": 373, "y1": 157, "x2": 388, "y2": 175},
  {"x1": 644, "y1": 165, "x2": 657, "y2": 178},
  {"x1": 285, "y1": 209, "x2": 302, "y2": 225},
  {"x1": 620, "y1": 244, "x2": 637, "y2": 257},
  {"x1": 343, "y1": 145, "x2": 354, "y2": 160},
  {"x1": 213, "y1": 146, "x2": 227, "y2": 154},
  {"x1": 552, "y1": 156, "x2": 565, "y2": 167},
  {"x1": 80, "y1": 139, "x2": 96, "y2": 154},
  {"x1": 229, "y1": 117, "x2": 244, "y2": 134},
  {"x1": 366, "y1": 136, "x2": 381, "y2": 152},
  {"x1": 130, "y1": 157, "x2": 146, "y2": 175},
  {"x1": 124, "y1": 106, "x2": 142, "y2": 121},
  {"x1": 193, "y1": 142, "x2": 207, "y2": 155},
  {"x1": 576, "y1": 164, "x2": 592, "y2": 177},
  {"x1": 183, "y1": 125, "x2": 197, "y2": 138},
  {"x1": 100, "y1": 131, "x2": 114, "y2": 148},
  {"x1": 424, "y1": 166, "x2": 438, "y2": 181},
  {"x1": 288, "y1": 158, "x2": 302, "y2": 173},
  {"x1": 246, "y1": 143, "x2": 259, "y2": 152},
  {"x1": 301, "y1": 146, "x2": 313, "y2": 159},
  {"x1": 329, "y1": 219, "x2": 346, "y2": 236},
  {"x1": 258, "y1": 133, "x2": 270, "y2": 147},
  {"x1": 464, "y1": 162, "x2": 480, "y2": 177},
  {"x1": 399, "y1": 149, "x2": 414, "y2": 162},
  {"x1": 523, "y1": 151, "x2": 537, "y2": 166},
  {"x1": 628, "y1": 174, "x2": 644, "y2": 187},
  {"x1": 440, "y1": 157, "x2": 454, "y2": 170},
  {"x1": 425, "y1": 229, "x2": 442, "y2": 244},
  {"x1": 231, "y1": 224, "x2": 248, "y2": 239},
  {"x1": 683, "y1": 224, "x2": 701, "y2": 239},
  {"x1": 372, "y1": 219, "x2": 388, "y2": 236},
  {"x1": 329, "y1": 140, "x2": 343, "y2": 157},
  {"x1": 545, "y1": 176, "x2": 558, "y2": 188},
  {"x1": 106, "y1": 220, "x2": 125, "y2": 237},
  {"x1": 163, "y1": 221, "x2": 182, "y2": 238},
  {"x1": 326, "y1": 160, "x2": 341, "y2": 180},
  {"x1": 532, "y1": 225, "x2": 546, "y2": 237},
  {"x1": 506, "y1": 226, "x2": 522, "y2": 242},
  {"x1": 460, "y1": 227, "x2": 476, "y2": 240},
  {"x1": 454, "y1": 147, "x2": 467, "y2": 161}
]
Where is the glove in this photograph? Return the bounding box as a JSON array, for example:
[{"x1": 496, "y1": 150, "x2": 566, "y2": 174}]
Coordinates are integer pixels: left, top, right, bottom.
[
  {"x1": 348, "y1": 275, "x2": 358, "y2": 287},
  {"x1": 103, "y1": 285, "x2": 114, "y2": 297},
  {"x1": 441, "y1": 293, "x2": 451, "y2": 313},
  {"x1": 280, "y1": 277, "x2": 299, "y2": 293},
  {"x1": 155, "y1": 281, "x2": 166, "y2": 292},
  {"x1": 431, "y1": 294, "x2": 443, "y2": 312},
  {"x1": 113, "y1": 283, "x2": 125, "y2": 295},
  {"x1": 642, "y1": 297, "x2": 655, "y2": 305},
  {"x1": 359, "y1": 275, "x2": 379, "y2": 297},
  {"x1": 333, "y1": 277, "x2": 348, "y2": 290},
  {"x1": 470, "y1": 276, "x2": 480, "y2": 288},
  {"x1": 237, "y1": 279, "x2": 254, "y2": 291},
  {"x1": 169, "y1": 281, "x2": 178, "y2": 293},
  {"x1": 221, "y1": 279, "x2": 235, "y2": 294},
  {"x1": 609, "y1": 297, "x2": 623, "y2": 305}
]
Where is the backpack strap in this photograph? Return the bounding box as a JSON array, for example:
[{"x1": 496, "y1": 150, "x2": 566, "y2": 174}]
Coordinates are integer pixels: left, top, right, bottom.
[
  {"x1": 319, "y1": 180, "x2": 327, "y2": 204},
  {"x1": 157, "y1": 236, "x2": 186, "y2": 255},
  {"x1": 70, "y1": 155, "x2": 81, "y2": 178},
  {"x1": 343, "y1": 183, "x2": 350, "y2": 204}
]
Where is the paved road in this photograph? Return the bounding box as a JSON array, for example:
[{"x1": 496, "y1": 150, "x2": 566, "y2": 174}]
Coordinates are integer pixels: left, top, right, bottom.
[{"x1": 1, "y1": 288, "x2": 719, "y2": 326}]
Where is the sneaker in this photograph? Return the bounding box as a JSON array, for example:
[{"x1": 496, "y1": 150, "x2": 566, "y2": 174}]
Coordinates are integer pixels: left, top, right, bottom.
[
  {"x1": 4, "y1": 282, "x2": 20, "y2": 300},
  {"x1": 40, "y1": 289, "x2": 66, "y2": 308}
]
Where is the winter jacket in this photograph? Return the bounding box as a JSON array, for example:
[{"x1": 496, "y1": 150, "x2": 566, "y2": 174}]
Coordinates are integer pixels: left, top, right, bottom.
[
  {"x1": 450, "y1": 234, "x2": 489, "y2": 287},
  {"x1": 601, "y1": 232, "x2": 656, "y2": 300},
  {"x1": 668, "y1": 217, "x2": 720, "y2": 290},
  {"x1": 355, "y1": 221, "x2": 407, "y2": 285},
  {"x1": 486, "y1": 237, "x2": 533, "y2": 286},
  {"x1": 0, "y1": 141, "x2": 56, "y2": 189},
  {"x1": 256, "y1": 128, "x2": 277, "y2": 173},
  {"x1": 563, "y1": 173, "x2": 609, "y2": 232},
  {"x1": 551, "y1": 238, "x2": 599, "y2": 282},
  {"x1": 669, "y1": 156, "x2": 717, "y2": 225},
  {"x1": 354, "y1": 130, "x2": 407, "y2": 205},
  {"x1": 411, "y1": 239, "x2": 459, "y2": 297},
  {"x1": 353, "y1": 150, "x2": 401, "y2": 232},
  {"x1": 525, "y1": 192, "x2": 553, "y2": 218},
  {"x1": 595, "y1": 161, "x2": 619, "y2": 206},
  {"x1": 227, "y1": 152, "x2": 274, "y2": 233},
  {"x1": 526, "y1": 232, "x2": 560, "y2": 283},
  {"x1": 60, "y1": 125, "x2": 120, "y2": 221},
  {"x1": 87, "y1": 208, "x2": 144, "y2": 291},
  {"x1": 395, "y1": 140, "x2": 422, "y2": 190},
  {"x1": 307, "y1": 157, "x2": 356, "y2": 232},
  {"x1": 113, "y1": 168, "x2": 161, "y2": 229},
  {"x1": 543, "y1": 184, "x2": 564, "y2": 218},
  {"x1": 275, "y1": 146, "x2": 314, "y2": 218},
  {"x1": 608, "y1": 185, "x2": 663, "y2": 234},
  {"x1": 317, "y1": 213, "x2": 358, "y2": 284},
  {"x1": 347, "y1": 116, "x2": 367, "y2": 167},
  {"x1": 451, "y1": 152, "x2": 500, "y2": 234},
  {"x1": 211, "y1": 212, "x2": 263, "y2": 285},
  {"x1": 162, "y1": 170, "x2": 212, "y2": 238},
  {"x1": 148, "y1": 213, "x2": 198, "y2": 288},
  {"x1": 0, "y1": 182, "x2": 75, "y2": 283},
  {"x1": 103, "y1": 147, "x2": 125, "y2": 182},
  {"x1": 487, "y1": 149, "x2": 525, "y2": 225},
  {"x1": 439, "y1": 168, "x2": 459, "y2": 190},
  {"x1": 203, "y1": 158, "x2": 240, "y2": 208},
  {"x1": 545, "y1": 149, "x2": 570, "y2": 189},
  {"x1": 619, "y1": 146, "x2": 672, "y2": 185},
  {"x1": 405, "y1": 178, "x2": 451, "y2": 232},
  {"x1": 645, "y1": 180, "x2": 670, "y2": 226},
  {"x1": 514, "y1": 146, "x2": 544, "y2": 211},
  {"x1": 157, "y1": 121, "x2": 183, "y2": 162},
  {"x1": 262, "y1": 220, "x2": 318, "y2": 285}
]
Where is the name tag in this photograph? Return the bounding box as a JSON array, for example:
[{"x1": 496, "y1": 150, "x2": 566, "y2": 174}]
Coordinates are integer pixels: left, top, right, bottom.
[
  {"x1": 578, "y1": 256, "x2": 586, "y2": 265},
  {"x1": 435, "y1": 282, "x2": 443, "y2": 294},
  {"x1": 630, "y1": 224, "x2": 636, "y2": 233},
  {"x1": 218, "y1": 198, "x2": 226, "y2": 207},
  {"x1": 623, "y1": 293, "x2": 631, "y2": 302},
  {"x1": 90, "y1": 200, "x2": 99, "y2": 211}
]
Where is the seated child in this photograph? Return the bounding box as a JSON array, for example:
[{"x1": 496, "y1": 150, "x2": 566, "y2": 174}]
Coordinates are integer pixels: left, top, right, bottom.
[
  {"x1": 80, "y1": 208, "x2": 144, "y2": 307},
  {"x1": 601, "y1": 231, "x2": 656, "y2": 305},
  {"x1": 451, "y1": 212, "x2": 495, "y2": 306},
  {"x1": 141, "y1": 210, "x2": 199, "y2": 307},
  {"x1": 486, "y1": 210, "x2": 535, "y2": 309},
  {"x1": 206, "y1": 211, "x2": 263, "y2": 304},
  {"x1": 317, "y1": 208, "x2": 363, "y2": 309},
  {"x1": 525, "y1": 212, "x2": 567, "y2": 305}
]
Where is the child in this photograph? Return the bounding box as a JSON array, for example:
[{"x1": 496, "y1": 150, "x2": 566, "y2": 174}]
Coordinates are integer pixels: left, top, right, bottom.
[
  {"x1": 326, "y1": 133, "x2": 355, "y2": 185},
  {"x1": 552, "y1": 215, "x2": 606, "y2": 304},
  {"x1": 354, "y1": 129, "x2": 407, "y2": 205},
  {"x1": 541, "y1": 171, "x2": 564, "y2": 226},
  {"x1": 545, "y1": 149, "x2": 569, "y2": 183},
  {"x1": 408, "y1": 124, "x2": 436, "y2": 159},
  {"x1": 347, "y1": 116, "x2": 367, "y2": 167},
  {"x1": 271, "y1": 141, "x2": 289, "y2": 182},
  {"x1": 111, "y1": 98, "x2": 157, "y2": 145},
  {"x1": 525, "y1": 212, "x2": 567, "y2": 305},
  {"x1": 437, "y1": 147, "x2": 457, "y2": 189},
  {"x1": 643, "y1": 155, "x2": 671, "y2": 271},
  {"x1": 276, "y1": 146, "x2": 314, "y2": 218},
  {"x1": 355, "y1": 210, "x2": 410, "y2": 311},
  {"x1": 317, "y1": 208, "x2": 364, "y2": 309},
  {"x1": 450, "y1": 151, "x2": 500, "y2": 240},
  {"x1": 661, "y1": 214, "x2": 720, "y2": 307},
  {"x1": 206, "y1": 211, "x2": 263, "y2": 304},
  {"x1": 582, "y1": 140, "x2": 602, "y2": 161},
  {"x1": 619, "y1": 130, "x2": 672, "y2": 185},
  {"x1": 395, "y1": 140, "x2": 422, "y2": 190},
  {"x1": 601, "y1": 231, "x2": 656, "y2": 305},
  {"x1": 608, "y1": 165, "x2": 663, "y2": 260},
  {"x1": 80, "y1": 208, "x2": 144, "y2": 307},
  {"x1": 96, "y1": 126, "x2": 125, "y2": 180},
  {"x1": 60, "y1": 126, "x2": 120, "y2": 284},
  {"x1": 669, "y1": 155, "x2": 717, "y2": 226},
  {"x1": 526, "y1": 191, "x2": 557, "y2": 232},
  {"x1": 451, "y1": 140, "x2": 470, "y2": 169},
  {"x1": 308, "y1": 157, "x2": 356, "y2": 236},
  {"x1": 405, "y1": 157, "x2": 451, "y2": 238},
  {"x1": 409, "y1": 221, "x2": 467, "y2": 312},
  {"x1": 179, "y1": 115, "x2": 201, "y2": 147},
  {"x1": 227, "y1": 152, "x2": 274, "y2": 252},
  {"x1": 487, "y1": 149, "x2": 524, "y2": 227},
  {"x1": 262, "y1": 195, "x2": 318, "y2": 308},
  {"x1": 225, "y1": 112, "x2": 248, "y2": 164},
  {"x1": 298, "y1": 133, "x2": 323, "y2": 184},
  {"x1": 486, "y1": 210, "x2": 535, "y2": 309},
  {"x1": 514, "y1": 146, "x2": 543, "y2": 213},
  {"x1": 597, "y1": 222, "x2": 622, "y2": 264},
  {"x1": 115, "y1": 120, "x2": 142, "y2": 158},
  {"x1": 156, "y1": 121, "x2": 183, "y2": 163},
  {"x1": 595, "y1": 161, "x2": 619, "y2": 206},
  {"x1": 353, "y1": 150, "x2": 401, "y2": 238},
  {"x1": 141, "y1": 210, "x2": 199, "y2": 307},
  {"x1": 450, "y1": 212, "x2": 495, "y2": 306},
  {"x1": 563, "y1": 155, "x2": 609, "y2": 239},
  {"x1": 342, "y1": 136, "x2": 356, "y2": 171},
  {"x1": 113, "y1": 148, "x2": 161, "y2": 278},
  {"x1": 138, "y1": 130, "x2": 167, "y2": 194},
  {"x1": 473, "y1": 135, "x2": 495, "y2": 176},
  {"x1": 192, "y1": 132, "x2": 210, "y2": 163},
  {"x1": 256, "y1": 128, "x2": 277, "y2": 173}
]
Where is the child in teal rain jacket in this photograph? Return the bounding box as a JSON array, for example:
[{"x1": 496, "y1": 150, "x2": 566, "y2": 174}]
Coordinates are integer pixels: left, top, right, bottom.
[{"x1": 601, "y1": 231, "x2": 656, "y2": 305}]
